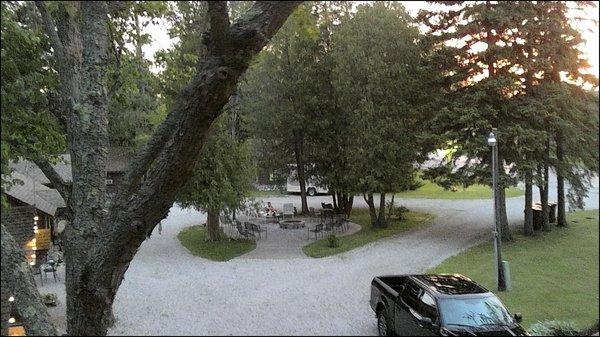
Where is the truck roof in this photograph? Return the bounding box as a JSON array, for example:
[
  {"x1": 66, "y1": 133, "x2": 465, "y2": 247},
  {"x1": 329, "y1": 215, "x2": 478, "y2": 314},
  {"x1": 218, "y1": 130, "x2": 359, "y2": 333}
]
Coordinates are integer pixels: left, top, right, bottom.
[{"x1": 411, "y1": 274, "x2": 489, "y2": 295}]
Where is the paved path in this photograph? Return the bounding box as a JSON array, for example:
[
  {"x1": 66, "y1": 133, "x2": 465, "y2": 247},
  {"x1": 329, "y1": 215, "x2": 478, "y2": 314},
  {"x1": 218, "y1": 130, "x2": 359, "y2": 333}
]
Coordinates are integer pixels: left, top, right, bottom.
[
  {"x1": 225, "y1": 217, "x2": 362, "y2": 260},
  {"x1": 37, "y1": 176, "x2": 598, "y2": 335}
]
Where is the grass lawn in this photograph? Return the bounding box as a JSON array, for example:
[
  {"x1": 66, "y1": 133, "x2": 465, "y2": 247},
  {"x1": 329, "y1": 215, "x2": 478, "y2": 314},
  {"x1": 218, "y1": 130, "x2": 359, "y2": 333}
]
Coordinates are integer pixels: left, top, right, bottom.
[
  {"x1": 429, "y1": 209, "x2": 599, "y2": 331},
  {"x1": 248, "y1": 188, "x2": 287, "y2": 198},
  {"x1": 396, "y1": 180, "x2": 523, "y2": 199},
  {"x1": 302, "y1": 208, "x2": 434, "y2": 258},
  {"x1": 178, "y1": 225, "x2": 256, "y2": 261}
]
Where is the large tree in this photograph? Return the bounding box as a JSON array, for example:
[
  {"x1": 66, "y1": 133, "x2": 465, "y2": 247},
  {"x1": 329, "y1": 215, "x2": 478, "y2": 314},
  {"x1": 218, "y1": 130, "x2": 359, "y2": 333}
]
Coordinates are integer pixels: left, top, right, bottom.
[
  {"x1": 332, "y1": 2, "x2": 437, "y2": 227},
  {"x1": 519, "y1": 1, "x2": 599, "y2": 230},
  {"x1": 419, "y1": 1, "x2": 537, "y2": 240},
  {"x1": 1, "y1": 1, "x2": 300, "y2": 335},
  {"x1": 239, "y1": 3, "x2": 322, "y2": 214},
  {"x1": 176, "y1": 118, "x2": 255, "y2": 241}
]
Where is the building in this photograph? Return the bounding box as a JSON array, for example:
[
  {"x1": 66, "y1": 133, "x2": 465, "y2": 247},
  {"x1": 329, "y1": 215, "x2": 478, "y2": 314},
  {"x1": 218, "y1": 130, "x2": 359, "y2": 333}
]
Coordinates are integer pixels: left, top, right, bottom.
[{"x1": 2, "y1": 147, "x2": 132, "y2": 261}]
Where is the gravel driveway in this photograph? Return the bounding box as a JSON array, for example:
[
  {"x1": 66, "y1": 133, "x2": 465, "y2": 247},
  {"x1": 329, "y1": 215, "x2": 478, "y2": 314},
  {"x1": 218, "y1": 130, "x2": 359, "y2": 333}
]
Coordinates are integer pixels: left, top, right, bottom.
[{"x1": 38, "y1": 173, "x2": 598, "y2": 335}]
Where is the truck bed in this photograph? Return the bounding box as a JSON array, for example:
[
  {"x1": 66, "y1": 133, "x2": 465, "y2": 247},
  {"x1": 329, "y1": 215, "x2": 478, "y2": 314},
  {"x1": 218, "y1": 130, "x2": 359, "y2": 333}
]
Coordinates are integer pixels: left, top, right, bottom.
[{"x1": 370, "y1": 275, "x2": 408, "y2": 312}]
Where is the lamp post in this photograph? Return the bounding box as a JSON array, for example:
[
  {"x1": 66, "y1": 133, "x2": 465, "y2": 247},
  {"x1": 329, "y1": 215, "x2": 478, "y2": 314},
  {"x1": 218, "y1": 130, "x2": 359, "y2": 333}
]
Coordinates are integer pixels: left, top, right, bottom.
[{"x1": 488, "y1": 128, "x2": 507, "y2": 291}]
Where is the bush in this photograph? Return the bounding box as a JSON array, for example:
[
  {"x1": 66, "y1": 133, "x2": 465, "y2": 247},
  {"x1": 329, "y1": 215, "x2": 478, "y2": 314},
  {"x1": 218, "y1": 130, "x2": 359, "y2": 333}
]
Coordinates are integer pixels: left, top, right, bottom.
[
  {"x1": 41, "y1": 293, "x2": 58, "y2": 307},
  {"x1": 529, "y1": 320, "x2": 579, "y2": 336},
  {"x1": 327, "y1": 234, "x2": 340, "y2": 248},
  {"x1": 387, "y1": 204, "x2": 409, "y2": 221}
]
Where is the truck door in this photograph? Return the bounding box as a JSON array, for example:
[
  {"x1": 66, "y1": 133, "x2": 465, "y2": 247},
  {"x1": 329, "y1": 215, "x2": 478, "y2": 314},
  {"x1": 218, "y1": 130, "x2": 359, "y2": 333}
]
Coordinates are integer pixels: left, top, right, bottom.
[{"x1": 395, "y1": 281, "x2": 439, "y2": 336}]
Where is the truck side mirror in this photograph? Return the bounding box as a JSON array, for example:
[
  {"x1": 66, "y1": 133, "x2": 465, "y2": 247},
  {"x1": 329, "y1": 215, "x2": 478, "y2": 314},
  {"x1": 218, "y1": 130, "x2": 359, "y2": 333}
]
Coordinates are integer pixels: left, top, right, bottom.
[{"x1": 513, "y1": 313, "x2": 522, "y2": 323}]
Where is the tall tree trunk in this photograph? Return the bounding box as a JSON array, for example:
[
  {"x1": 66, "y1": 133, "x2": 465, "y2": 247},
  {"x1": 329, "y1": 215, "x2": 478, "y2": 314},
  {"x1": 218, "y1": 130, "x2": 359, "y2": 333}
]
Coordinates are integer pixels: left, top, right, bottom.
[
  {"x1": 496, "y1": 186, "x2": 512, "y2": 241},
  {"x1": 1, "y1": 225, "x2": 58, "y2": 336},
  {"x1": 65, "y1": 2, "x2": 113, "y2": 334},
  {"x1": 294, "y1": 136, "x2": 309, "y2": 215},
  {"x1": 540, "y1": 164, "x2": 550, "y2": 231},
  {"x1": 34, "y1": 2, "x2": 300, "y2": 335},
  {"x1": 556, "y1": 132, "x2": 567, "y2": 227},
  {"x1": 364, "y1": 192, "x2": 377, "y2": 226},
  {"x1": 386, "y1": 194, "x2": 396, "y2": 223},
  {"x1": 377, "y1": 193, "x2": 387, "y2": 228},
  {"x1": 496, "y1": 154, "x2": 512, "y2": 241},
  {"x1": 206, "y1": 209, "x2": 220, "y2": 241},
  {"x1": 524, "y1": 170, "x2": 534, "y2": 236},
  {"x1": 344, "y1": 194, "x2": 354, "y2": 217}
]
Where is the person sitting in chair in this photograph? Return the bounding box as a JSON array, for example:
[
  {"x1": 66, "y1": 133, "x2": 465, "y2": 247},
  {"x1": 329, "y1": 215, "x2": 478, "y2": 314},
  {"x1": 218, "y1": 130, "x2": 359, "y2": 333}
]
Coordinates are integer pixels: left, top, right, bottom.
[{"x1": 265, "y1": 202, "x2": 278, "y2": 217}]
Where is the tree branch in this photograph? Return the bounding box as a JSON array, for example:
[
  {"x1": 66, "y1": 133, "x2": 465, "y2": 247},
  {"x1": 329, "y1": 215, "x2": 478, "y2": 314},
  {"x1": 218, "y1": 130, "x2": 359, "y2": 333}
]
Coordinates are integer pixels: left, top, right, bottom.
[
  {"x1": 35, "y1": 1, "x2": 65, "y2": 60},
  {"x1": 207, "y1": 1, "x2": 231, "y2": 55},
  {"x1": 1, "y1": 225, "x2": 58, "y2": 336},
  {"x1": 31, "y1": 156, "x2": 72, "y2": 214},
  {"x1": 100, "y1": 1, "x2": 301, "y2": 300},
  {"x1": 47, "y1": 92, "x2": 68, "y2": 130}
]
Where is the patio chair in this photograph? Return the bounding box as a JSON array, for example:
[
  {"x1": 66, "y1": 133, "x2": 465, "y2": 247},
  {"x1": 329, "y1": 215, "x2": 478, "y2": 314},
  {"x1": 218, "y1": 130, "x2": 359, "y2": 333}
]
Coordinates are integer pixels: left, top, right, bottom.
[
  {"x1": 236, "y1": 222, "x2": 255, "y2": 240},
  {"x1": 29, "y1": 260, "x2": 44, "y2": 285},
  {"x1": 308, "y1": 223, "x2": 324, "y2": 240},
  {"x1": 282, "y1": 203, "x2": 294, "y2": 219},
  {"x1": 245, "y1": 221, "x2": 267, "y2": 239},
  {"x1": 41, "y1": 259, "x2": 58, "y2": 282}
]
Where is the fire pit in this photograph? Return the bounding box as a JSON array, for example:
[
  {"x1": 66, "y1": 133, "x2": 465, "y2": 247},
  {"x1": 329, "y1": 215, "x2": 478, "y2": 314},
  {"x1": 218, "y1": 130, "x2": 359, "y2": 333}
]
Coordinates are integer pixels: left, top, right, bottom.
[{"x1": 279, "y1": 219, "x2": 305, "y2": 229}]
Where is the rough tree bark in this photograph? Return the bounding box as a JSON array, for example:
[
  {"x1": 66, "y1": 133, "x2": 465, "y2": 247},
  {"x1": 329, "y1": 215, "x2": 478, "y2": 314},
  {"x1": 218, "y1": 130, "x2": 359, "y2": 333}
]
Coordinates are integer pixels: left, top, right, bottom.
[
  {"x1": 555, "y1": 131, "x2": 567, "y2": 227},
  {"x1": 33, "y1": 1, "x2": 301, "y2": 335},
  {"x1": 205, "y1": 210, "x2": 220, "y2": 241},
  {"x1": 1, "y1": 225, "x2": 58, "y2": 336},
  {"x1": 524, "y1": 170, "x2": 534, "y2": 236}
]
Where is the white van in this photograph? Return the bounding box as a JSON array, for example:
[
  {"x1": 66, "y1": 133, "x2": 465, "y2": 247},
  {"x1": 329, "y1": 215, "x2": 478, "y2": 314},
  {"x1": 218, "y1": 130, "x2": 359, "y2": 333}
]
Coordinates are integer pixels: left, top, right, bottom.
[{"x1": 286, "y1": 175, "x2": 328, "y2": 196}]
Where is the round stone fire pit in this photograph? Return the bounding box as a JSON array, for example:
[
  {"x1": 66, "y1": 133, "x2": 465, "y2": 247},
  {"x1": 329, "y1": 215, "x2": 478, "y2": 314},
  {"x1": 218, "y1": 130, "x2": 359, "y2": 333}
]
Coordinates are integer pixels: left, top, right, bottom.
[{"x1": 279, "y1": 219, "x2": 305, "y2": 229}]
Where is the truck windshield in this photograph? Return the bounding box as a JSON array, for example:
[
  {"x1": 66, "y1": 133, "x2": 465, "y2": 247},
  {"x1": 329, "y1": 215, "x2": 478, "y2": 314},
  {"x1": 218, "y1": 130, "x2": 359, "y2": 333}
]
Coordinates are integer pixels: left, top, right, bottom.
[{"x1": 438, "y1": 295, "x2": 514, "y2": 328}]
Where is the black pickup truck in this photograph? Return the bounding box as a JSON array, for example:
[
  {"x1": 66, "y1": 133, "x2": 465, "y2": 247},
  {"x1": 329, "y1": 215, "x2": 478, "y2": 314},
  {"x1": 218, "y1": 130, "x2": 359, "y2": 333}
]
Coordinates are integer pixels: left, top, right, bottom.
[{"x1": 370, "y1": 274, "x2": 529, "y2": 336}]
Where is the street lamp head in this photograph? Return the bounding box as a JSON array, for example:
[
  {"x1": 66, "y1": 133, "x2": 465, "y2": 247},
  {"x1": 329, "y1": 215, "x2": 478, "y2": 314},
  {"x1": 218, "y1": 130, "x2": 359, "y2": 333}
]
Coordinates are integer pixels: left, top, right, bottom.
[{"x1": 487, "y1": 132, "x2": 497, "y2": 146}]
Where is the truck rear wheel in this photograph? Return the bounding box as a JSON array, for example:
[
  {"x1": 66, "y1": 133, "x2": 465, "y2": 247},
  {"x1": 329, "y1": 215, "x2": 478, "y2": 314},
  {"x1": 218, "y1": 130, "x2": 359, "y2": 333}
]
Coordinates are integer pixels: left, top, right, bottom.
[{"x1": 377, "y1": 307, "x2": 394, "y2": 336}]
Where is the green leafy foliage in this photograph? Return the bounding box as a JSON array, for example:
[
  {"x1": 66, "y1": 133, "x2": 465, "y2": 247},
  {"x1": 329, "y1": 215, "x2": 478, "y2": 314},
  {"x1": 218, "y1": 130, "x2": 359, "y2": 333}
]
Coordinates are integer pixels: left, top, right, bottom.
[
  {"x1": 326, "y1": 234, "x2": 339, "y2": 248},
  {"x1": 175, "y1": 120, "x2": 255, "y2": 216},
  {"x1": 1, "y1": 2, "x2": 66, "y2": 195}
]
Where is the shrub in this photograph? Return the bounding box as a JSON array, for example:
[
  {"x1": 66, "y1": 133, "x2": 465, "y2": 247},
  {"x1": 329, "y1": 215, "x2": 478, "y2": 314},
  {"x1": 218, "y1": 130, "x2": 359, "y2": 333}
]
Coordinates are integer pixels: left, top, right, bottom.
[
  {"x1": 529, "y1": 320, "x2": 579, "y2": 336},
  {"x1": 41, "y1": 293, "x2": 58, "y2": 307},
  {"x1": 327, "y1": 234, "x2": 340, "y2": 248}
]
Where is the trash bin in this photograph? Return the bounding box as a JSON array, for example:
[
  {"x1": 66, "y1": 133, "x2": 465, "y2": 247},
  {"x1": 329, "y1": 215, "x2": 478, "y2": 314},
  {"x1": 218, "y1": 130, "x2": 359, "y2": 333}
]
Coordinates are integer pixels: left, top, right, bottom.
[
  {"x1": 548, "y1": 202, "x2": 557, "y2": 223},
  {"x1": 531, "y1": 203, "x2": 543, "y2": 230}
]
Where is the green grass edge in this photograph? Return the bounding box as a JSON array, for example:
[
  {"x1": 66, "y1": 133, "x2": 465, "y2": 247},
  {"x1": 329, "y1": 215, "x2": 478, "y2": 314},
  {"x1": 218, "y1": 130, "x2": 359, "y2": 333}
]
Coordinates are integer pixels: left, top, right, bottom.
[{"x1": 178, "y1": 225, "x2": 257, "y2": 262}]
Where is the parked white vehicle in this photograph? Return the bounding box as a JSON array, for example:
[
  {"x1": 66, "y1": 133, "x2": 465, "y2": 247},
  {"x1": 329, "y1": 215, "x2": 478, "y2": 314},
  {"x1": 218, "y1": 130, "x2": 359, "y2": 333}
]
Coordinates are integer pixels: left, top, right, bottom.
[{"x1": 286, "y1": 175, "x2": 328, "y2": 196}]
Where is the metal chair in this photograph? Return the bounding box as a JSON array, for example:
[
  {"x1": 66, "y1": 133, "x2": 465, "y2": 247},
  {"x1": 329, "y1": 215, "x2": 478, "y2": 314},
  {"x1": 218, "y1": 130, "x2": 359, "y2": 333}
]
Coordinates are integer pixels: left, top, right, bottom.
[
  {"x1": 41, "y1": 259, "x2": 58, "y2": 282},
  {"x1": 308, "y1": 223, "x2": 324, "y2": 240},
  {"x1": 236, "y1": 222, "x2": 255, "y2": 240},
  {"x1": 245, "y1": 221, "x2": 267, "y2": 239}
]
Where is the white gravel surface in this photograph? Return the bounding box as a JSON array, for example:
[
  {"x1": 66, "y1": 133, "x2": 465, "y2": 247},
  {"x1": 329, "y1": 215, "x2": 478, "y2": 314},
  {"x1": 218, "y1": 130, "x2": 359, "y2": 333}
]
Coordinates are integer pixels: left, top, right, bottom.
[{"x1": 37, "y1": 174, "x2": 598, "y2": 335}]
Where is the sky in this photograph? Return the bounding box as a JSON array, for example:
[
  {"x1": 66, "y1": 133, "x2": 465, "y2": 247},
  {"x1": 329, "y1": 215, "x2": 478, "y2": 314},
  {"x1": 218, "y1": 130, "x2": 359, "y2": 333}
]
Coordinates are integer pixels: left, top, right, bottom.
[{"x1": 142, "y1": 1, "x2": 600, "y2": 78}]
